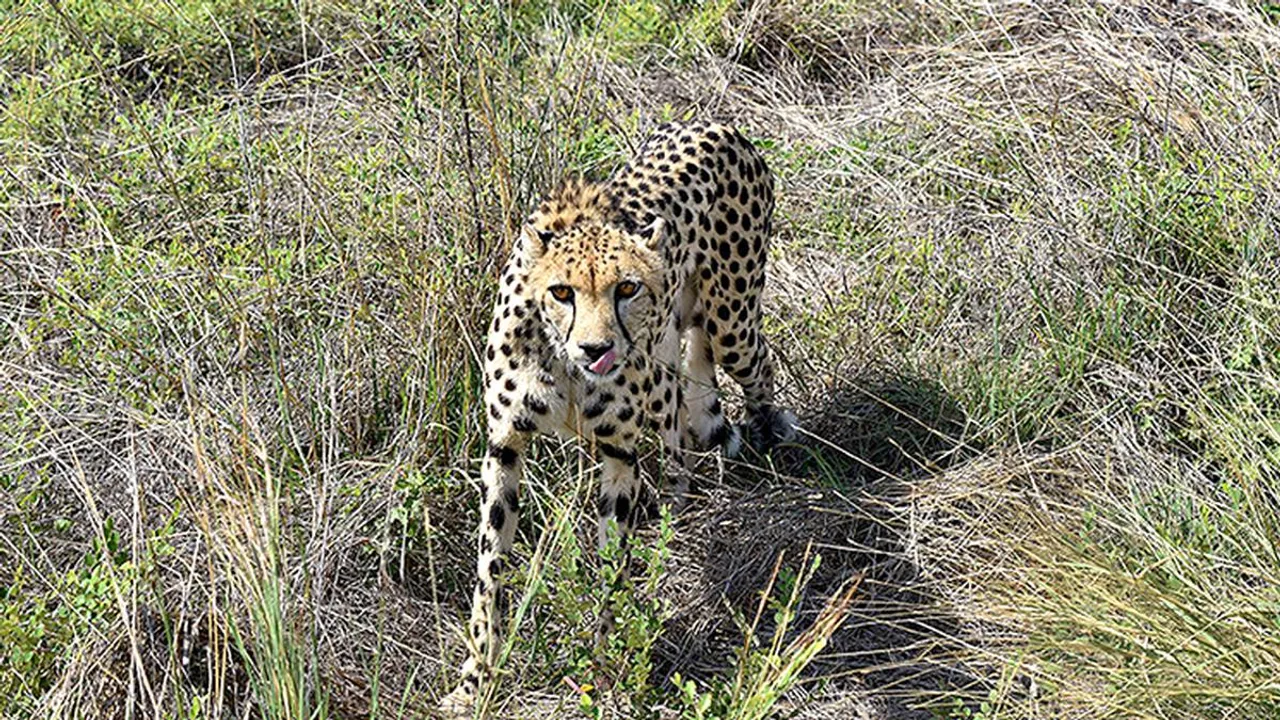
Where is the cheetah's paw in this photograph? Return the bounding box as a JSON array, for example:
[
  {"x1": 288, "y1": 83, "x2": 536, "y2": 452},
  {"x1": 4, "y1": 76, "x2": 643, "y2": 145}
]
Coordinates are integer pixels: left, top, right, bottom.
[{"x1": 439, "y1": 684, "x2": 476, "y2": 717}]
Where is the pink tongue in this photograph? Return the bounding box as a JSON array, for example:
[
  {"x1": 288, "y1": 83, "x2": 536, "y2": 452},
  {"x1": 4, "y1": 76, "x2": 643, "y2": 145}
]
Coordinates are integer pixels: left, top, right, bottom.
[{"x1": 588, "y1": 348, "x2": 616, "y2": 375}]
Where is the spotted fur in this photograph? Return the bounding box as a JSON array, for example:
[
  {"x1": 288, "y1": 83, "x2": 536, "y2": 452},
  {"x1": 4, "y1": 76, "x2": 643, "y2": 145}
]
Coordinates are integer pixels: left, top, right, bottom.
[{"x1": 442, "y1": 120, "x2": 796, "y2": 713}]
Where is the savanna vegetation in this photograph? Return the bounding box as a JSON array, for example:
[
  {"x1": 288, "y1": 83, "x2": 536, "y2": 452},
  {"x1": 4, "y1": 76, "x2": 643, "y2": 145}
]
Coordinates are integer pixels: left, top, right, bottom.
[{"x1": 3, "y1": 1, "x2": 1279, "y2": 718}]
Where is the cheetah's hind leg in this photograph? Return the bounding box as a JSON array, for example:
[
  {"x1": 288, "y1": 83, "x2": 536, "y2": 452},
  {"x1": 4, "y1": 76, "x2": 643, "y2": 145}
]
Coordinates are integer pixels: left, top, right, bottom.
[
  {"x1": 742, "y1": 404, "x2": 798, "y2": 453},
  {"x1": 681, "y1": 319, "x2": 744, "y2": 461}
]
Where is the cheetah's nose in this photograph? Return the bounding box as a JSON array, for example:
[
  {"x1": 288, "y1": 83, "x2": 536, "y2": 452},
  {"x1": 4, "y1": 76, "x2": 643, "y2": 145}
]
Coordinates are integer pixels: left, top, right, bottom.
[{"x1": 580, "y1": 341, "x2": 616, "y2": 374}]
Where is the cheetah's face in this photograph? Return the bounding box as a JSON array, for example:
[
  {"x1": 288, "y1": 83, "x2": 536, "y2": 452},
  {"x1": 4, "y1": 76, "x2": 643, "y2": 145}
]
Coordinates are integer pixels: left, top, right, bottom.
[{"x1": 525, "y1": 220, "x2": 665, "y2": 379}]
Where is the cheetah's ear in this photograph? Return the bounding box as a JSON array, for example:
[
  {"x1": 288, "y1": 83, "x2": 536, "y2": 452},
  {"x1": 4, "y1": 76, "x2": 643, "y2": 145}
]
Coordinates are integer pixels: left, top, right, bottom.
[
  {"x1": 636, "y1": 216, "x2": 665, "y2": 252},
  {"x1": 524, "y1": 225, "x2": 555, "y2": 258}
]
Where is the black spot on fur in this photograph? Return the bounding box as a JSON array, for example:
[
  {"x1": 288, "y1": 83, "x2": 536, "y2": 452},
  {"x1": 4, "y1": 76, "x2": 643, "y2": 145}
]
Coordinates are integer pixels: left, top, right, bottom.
[
  {"x1": 599, "y1": 443, "x2": 638, "y2": 465},
  {"x1": 489, "y1": 445, "x2": 518, "y2": 466}
]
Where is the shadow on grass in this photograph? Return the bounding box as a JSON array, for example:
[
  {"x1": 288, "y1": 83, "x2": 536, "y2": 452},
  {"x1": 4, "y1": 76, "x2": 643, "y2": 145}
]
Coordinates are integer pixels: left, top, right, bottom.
[{"x1": 649, "y1": 370, "x2": 986, "y2": 719}]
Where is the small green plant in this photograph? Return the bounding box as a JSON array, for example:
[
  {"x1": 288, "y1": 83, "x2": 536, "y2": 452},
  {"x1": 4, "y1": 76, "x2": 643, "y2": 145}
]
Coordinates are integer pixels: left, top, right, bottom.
[
  {"x1": 1, "y1": 567, "x2": 72, "y2": 708},
  {"x1": 592, "y1": 507, "x2": 676, "y2": 717},
  {"x1": 671, "y1": 548, "x2": 861, "y2": 720},
  {"x1": 0, "y1": 517, "x2": 133, "y2": 715},
  {"x1": 517, "y1": 504, "x2": 676, "y2": 719},
  {"x1": 389, "y1": 469, "x2": 456, "y2": 546}
]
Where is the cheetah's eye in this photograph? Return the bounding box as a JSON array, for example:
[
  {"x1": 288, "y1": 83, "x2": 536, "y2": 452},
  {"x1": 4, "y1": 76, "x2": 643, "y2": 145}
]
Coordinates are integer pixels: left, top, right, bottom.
[
  {"x1": 616, "y1": 281, "x2": 640, "y2": 299},
  {"x1": 549, "y1": 285, "x2": 574, "y2": 302}
]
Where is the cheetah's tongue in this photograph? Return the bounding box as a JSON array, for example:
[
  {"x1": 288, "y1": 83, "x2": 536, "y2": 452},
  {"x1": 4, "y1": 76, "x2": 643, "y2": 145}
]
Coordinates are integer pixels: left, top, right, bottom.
[{"x1": 588, "y1": 348, "x2": 616, "y2": 375}]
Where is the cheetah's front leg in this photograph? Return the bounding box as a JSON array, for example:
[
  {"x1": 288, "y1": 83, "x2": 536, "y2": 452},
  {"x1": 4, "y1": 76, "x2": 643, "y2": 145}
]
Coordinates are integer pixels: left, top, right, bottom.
[
  {"x1": 594, "y1": 439, "x2": 641, "y2": 641},
  {"x1": 442, "y1": 432, "x2": 526, "y2": 713},
  {"x1": 647, "y1": 321, "x2": 695, "y2": 502}
]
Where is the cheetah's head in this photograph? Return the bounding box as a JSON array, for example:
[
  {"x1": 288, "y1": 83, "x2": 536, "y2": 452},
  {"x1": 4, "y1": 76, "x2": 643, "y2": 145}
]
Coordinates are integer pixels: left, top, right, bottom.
[{"x1": 524, "y1": 218, "x2": 665, "y2": 380}]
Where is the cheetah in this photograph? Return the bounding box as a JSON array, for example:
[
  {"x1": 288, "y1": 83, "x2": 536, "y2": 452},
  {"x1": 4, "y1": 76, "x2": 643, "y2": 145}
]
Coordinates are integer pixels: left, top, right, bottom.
[{"x1": 443, "y1": 120, "x2": 796, "y2": 711}]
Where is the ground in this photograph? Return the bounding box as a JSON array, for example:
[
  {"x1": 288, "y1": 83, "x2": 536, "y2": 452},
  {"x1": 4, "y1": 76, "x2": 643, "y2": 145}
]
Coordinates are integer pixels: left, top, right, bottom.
[{"x1": 2, "y1": 1, "x2": 1279, "y2": 719}]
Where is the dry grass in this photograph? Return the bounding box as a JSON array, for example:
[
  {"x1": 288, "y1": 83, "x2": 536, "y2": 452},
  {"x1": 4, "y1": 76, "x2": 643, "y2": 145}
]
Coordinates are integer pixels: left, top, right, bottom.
[{"x1": 3, "y1": 0, "x2": 1279, "y2": 718}]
